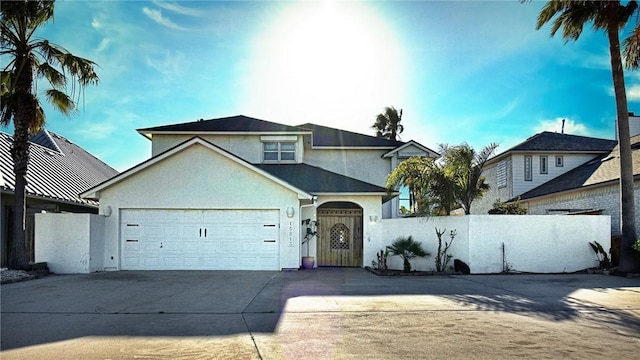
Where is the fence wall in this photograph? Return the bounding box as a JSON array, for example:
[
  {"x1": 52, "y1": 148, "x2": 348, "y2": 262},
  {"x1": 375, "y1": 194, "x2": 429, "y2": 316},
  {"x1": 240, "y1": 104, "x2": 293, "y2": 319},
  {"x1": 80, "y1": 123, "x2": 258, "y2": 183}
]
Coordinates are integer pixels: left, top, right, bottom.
[
  {"x1": 35, "y1": 213, "x2": 105, "y2": 274},
  {"x1": 369, "y1": 215, "x2": 610, "y2": 274}
]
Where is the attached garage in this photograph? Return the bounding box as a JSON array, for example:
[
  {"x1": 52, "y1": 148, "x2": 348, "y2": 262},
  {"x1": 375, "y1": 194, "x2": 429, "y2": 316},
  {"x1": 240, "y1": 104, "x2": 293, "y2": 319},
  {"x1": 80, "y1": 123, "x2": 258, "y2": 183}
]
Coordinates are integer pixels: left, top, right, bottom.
[
  {"x1": 120, "y1": 209, "x2": 280, "y2": 270},
  {"x1": 77, "y1": 138, "x2": 313, "y2": 272}
]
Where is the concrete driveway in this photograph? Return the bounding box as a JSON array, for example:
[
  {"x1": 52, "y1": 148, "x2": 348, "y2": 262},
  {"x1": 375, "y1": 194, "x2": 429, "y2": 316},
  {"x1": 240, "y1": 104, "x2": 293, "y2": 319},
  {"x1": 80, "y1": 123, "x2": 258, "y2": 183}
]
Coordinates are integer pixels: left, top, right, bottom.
[{"x1": 1, "y1": 268, "x2": 639, "y2": 359}]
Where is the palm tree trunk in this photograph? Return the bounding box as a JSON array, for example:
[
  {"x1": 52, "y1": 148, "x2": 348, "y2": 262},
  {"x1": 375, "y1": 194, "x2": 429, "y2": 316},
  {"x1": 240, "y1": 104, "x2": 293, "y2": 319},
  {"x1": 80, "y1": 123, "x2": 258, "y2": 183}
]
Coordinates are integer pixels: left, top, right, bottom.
[
  {"x1": 606, "y1": 6, "x2": 639, "y2": 272},
  {"x1": 10, "y1": 122, "x2": 29, "y2": 270},
  {"x1": 8, "y1": 46, "x2": 34, "y2": 270}
]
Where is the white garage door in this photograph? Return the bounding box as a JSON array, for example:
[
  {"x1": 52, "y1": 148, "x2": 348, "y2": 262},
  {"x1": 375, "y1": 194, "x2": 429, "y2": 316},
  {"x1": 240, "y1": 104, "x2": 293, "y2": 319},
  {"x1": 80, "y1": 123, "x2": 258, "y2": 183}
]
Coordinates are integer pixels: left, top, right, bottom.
[{"x1": 120, "y1": 209, "x2": 280, "y2": 270}]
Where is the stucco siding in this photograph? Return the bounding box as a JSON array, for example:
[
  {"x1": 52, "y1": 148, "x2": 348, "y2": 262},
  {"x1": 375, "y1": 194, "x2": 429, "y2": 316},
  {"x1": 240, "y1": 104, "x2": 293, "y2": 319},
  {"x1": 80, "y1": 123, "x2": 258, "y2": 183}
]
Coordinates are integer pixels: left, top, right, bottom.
[
  {"x1": 303, "y1": 148, "x2": 391, "y2": 187},
  {"x1": 98, "y1": 144, "x2": 302, "y2": 271},
  {"x1": 369, "y1": 215, "x2": 609, "y2": 273},
  {"x1": 35, "y1": 213, "x2": 105, "y2": 274},
  {"x1": 150, "y1": 134, "x2": 304, "y2": 164}
]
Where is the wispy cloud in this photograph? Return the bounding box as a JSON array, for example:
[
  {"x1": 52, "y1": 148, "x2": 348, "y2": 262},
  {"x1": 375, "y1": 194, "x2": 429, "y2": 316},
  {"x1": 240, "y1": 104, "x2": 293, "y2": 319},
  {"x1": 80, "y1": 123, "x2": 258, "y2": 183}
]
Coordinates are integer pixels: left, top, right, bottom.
[
  {"x1": 142, "y1": 7, "x2": 186, "y2": 31},
  {"x1": 534, "y1": 117, "x2": 590, "y2": 136},
  {"x1": 152, "y1": 1, "x2": 202, "y2": 16},
  {"x1": 628, "y1": 84, "x2": 640, "y2": 102},
  {"x1": 145, "y1": 51, "x2": 186, "y2": 77}
]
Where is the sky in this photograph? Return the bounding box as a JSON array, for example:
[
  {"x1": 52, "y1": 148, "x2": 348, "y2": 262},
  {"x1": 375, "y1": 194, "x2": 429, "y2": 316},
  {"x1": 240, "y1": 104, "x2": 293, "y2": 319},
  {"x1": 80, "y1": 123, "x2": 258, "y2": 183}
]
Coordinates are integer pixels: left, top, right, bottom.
[{"x1": 2, "y1": 0, "x2": 639, "y2": 171}]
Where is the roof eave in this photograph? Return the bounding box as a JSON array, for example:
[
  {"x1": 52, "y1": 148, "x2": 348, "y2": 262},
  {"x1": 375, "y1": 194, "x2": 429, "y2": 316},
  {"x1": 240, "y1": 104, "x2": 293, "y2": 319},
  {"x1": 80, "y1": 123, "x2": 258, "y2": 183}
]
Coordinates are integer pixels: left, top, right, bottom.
[
  {"x1": 138, "y1": 130, "x2": 313, "y2": 140},
  {"x1": 313, "y1": 191, "x2": 398, "y2": 203}
]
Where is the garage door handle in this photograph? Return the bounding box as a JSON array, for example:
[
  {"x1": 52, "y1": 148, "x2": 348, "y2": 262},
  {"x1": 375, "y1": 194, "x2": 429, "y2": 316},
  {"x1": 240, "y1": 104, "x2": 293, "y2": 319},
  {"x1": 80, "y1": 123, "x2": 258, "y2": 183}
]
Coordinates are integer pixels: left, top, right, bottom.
[
  {"x1": 204, "y1": 228, "x2": 207, "y2": 237},
  {"x1": 199, "y1": 228, "x2": 202, "y2": 237},
  {"x1": 264, "y1": 239, "x2": 276, "y2": 243}
]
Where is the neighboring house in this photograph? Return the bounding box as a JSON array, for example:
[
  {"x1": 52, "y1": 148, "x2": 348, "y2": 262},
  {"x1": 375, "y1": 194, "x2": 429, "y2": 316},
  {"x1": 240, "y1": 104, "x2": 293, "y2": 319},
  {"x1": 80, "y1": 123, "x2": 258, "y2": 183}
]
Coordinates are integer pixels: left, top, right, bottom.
[
  {"x1": 519, "y1": 135, "x2": 640, "y2": 239},
  {"x1": 473, "y1": 131, "x2": 617, "y2": 215},
  {"x1": 79, "y1": 115, "x2": 438, "y2": 271},
  {"x1": 474, "y1": 114, "x2": 640, "y2": 241},
  {"x1": 0, "y1": 130, "x2": 118, "y2": 266}
]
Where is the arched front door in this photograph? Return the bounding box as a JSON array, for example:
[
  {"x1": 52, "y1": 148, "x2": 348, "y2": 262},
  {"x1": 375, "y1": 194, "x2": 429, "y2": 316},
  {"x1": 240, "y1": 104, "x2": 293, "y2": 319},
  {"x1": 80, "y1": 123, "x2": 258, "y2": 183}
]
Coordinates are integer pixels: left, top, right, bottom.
[{"x1": 317, "y1": 202, "x2": 363, "y2": 267}]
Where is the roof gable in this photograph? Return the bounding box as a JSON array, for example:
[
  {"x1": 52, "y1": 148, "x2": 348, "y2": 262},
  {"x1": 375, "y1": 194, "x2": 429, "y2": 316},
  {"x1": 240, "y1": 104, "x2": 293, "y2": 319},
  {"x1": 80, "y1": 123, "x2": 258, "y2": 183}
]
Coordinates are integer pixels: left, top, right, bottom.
[
  {"x1": 81, "y1": 136, "x2": 312, "y2": 200},
  {"x1": 382, "y1": 140, "x2": 440, "y2": 158},
  {"x1": 297, "y1": 123, "x2": 405, "y2": 148},
  {"x1": 137, "y1": 115, "x2": 309, "y2": 139},
  {"x1": 30, "y1": 130, "x2": 62, "y2": 153},
  {"x1": 1, "y1": 130, "x2": 118, "y2": 206}
]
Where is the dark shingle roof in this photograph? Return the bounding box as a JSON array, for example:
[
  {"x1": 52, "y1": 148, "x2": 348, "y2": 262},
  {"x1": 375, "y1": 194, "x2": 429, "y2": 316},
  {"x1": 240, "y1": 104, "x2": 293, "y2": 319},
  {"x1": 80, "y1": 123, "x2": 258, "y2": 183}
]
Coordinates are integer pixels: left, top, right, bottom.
[
  {"x1": 510, "y1": 132, "x2": 616, "y2": 152},
  {"x1": 298, "y1": 123, "x2": 405, "y2": 148},
  {"x1": 255, "y1": 163, "x2": 389, "y2": 194},
  {"x1": 137, "y1": 115, "x2": 308, "y2": 136},
  {"x1": 137, "y1": 115, "x2": 407, "y2": 149},
  {"x1": 1, "y1": 130, "x2": 119, "y2": 206},
  {"x1": 517, "y1": 136, "x2": 640, "y2": 200}
]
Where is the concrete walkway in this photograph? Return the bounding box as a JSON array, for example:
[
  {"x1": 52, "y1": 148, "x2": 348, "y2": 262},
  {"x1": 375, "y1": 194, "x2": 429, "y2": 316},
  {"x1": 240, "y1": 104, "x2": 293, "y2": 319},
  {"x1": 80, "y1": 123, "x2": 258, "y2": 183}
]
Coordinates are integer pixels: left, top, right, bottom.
[{"x1": 1, "y1": 268, "x2": 639, "y2": 359}]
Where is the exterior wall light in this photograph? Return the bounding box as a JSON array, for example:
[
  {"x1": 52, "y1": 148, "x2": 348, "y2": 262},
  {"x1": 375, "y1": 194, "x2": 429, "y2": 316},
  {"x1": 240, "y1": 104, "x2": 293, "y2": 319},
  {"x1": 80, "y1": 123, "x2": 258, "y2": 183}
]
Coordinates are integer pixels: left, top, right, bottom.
[
  {"x1": 104, "y1": 206, "x2": 112, "y2": 217},
  {"x1": 286, "y1": 207, "x2": 295, "y2": 218},
  {"x1": 369, "y1": 215, "x2": 378, "y2": 223}
]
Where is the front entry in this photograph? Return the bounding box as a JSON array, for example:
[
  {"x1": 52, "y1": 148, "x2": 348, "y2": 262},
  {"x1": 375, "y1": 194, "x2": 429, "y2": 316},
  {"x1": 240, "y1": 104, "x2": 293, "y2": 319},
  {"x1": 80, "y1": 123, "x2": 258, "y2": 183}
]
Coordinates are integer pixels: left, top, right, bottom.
[{"x1": 317, "y1": 207, "x2": 363, "y2": 267}]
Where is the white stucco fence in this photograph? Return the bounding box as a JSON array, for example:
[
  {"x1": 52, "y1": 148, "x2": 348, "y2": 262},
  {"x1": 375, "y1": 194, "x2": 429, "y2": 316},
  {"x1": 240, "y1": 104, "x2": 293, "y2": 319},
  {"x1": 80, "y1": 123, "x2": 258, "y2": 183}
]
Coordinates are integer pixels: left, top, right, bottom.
[
  {"x1": 367, "y1": 215, "x2": 611, "y2": 274},
  {"x1": 35, "y1": 213, "x2": 105, "y2": 274},
  {"x1": 36, "y1": 212, "x2": 610, "y2": 274}
]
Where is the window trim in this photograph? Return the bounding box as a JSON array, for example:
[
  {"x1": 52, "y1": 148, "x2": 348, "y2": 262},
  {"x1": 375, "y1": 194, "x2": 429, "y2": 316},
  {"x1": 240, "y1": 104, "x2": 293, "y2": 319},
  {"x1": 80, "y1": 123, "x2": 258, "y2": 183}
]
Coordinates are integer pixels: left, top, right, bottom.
[
  {"x1": 555, "y1": 155, "x2": 564, "y2": 167},
  {"x1": 262, "y1": 141, "x2": 296, "y2": 163},
  {"x1": 540, "y1": 155, "x2": 548, "y2": 174}
]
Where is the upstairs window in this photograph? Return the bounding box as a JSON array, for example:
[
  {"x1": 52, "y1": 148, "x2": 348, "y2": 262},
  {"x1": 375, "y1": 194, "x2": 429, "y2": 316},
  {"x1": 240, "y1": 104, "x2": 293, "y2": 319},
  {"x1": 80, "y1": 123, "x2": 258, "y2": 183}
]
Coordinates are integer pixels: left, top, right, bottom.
[
  {"x1": 540, "y1": 156, "x2": 548, "y2": 174},
  {"x1": 263, "y1": 142, "x2": 295, "y2": 162},
  {"x1": 497, "y1": 160, "x2": 507, "y2": 188},
  {"x1": 524, "y1": 155, "x2": 532, "y2": 181},
  {"x1": 555, "y1": 155, "x2": 564, "y2": 167}
]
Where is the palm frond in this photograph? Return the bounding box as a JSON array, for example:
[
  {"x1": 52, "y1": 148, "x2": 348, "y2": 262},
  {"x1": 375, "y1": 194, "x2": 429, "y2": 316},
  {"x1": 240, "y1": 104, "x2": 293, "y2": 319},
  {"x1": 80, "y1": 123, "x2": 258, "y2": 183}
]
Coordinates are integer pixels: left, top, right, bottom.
[
  {"x1": 623, "y1": 23, "x2": 640, "y2": 69},
  {"x1": 36, "y1": 61, "x2": 66, "y2": 88},
  {"x1": 45, "y1": 88, "x2": 76, "y2": 116}
]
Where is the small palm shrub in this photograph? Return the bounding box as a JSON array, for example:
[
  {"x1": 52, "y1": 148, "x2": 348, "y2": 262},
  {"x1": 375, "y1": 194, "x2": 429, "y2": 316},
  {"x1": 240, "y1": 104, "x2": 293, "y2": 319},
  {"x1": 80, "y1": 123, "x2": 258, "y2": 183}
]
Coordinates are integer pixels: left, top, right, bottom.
[{"x1": 387, "y1": 236, "x2": 430, "y2": 272}]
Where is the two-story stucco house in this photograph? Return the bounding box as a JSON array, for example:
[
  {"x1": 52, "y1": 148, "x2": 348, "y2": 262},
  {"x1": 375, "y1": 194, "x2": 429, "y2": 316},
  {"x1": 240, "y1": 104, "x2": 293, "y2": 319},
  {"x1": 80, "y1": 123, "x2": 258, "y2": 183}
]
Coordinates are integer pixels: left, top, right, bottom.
[{"x1": 80, "y1": 115, "x2": 438, "y2": 271}]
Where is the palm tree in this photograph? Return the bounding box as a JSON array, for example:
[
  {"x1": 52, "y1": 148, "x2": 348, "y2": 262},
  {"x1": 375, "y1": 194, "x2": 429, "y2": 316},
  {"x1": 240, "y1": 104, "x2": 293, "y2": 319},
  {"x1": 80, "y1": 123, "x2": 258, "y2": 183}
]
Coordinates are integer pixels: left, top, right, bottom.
[
  {"x1": 372, "y1": 106, "x2": 404, "y2": 140},
  {"x1": 386, "y1": 236, "x2": 429, "y2": 272},
  {"x1": 385, "y1": 156, "x2": 434, "y2": 215},
  {"x1": 1, "y1": 0, "x2": 99, "y2": 269},
  {"x1": 536, "y1": 0, "x2": 638, "y2": 272},
  {"x1": 441, "y1": 143, "x2": 498, "y2": 214}
]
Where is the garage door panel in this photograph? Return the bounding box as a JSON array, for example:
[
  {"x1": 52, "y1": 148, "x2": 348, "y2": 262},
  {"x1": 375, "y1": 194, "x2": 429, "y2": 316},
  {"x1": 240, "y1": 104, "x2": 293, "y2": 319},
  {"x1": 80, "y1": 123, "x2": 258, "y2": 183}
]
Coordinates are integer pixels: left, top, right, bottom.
[{"x1": 121, "y1": 209, "x2": 280, "y2": 270}]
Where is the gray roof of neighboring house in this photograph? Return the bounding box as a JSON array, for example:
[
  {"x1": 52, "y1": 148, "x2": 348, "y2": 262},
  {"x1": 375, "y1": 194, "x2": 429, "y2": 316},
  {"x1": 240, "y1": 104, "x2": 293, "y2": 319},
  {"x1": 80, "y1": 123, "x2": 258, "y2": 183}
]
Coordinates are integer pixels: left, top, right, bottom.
[
  {"x1": 510, "y1": 132, "x2": 617, "y2": 152},
  {"x1": 297, "y1": 123, "x2": 405, "y2": 148},
  {"x1": 517, "y1": 136, "x2": 640, "y2": 201},
  {"x1": 489, "y1": 131, "x2": 617, "y2": 164},
  {"x1": 255, "y1": 163, "x2": 393, "y2": 200},
  {"x1": 137, "y1": 115, "x2": 308, "y2": 138},
  {"x1": 0, "y1": 130, "x2": 119, "y2": 207}
]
